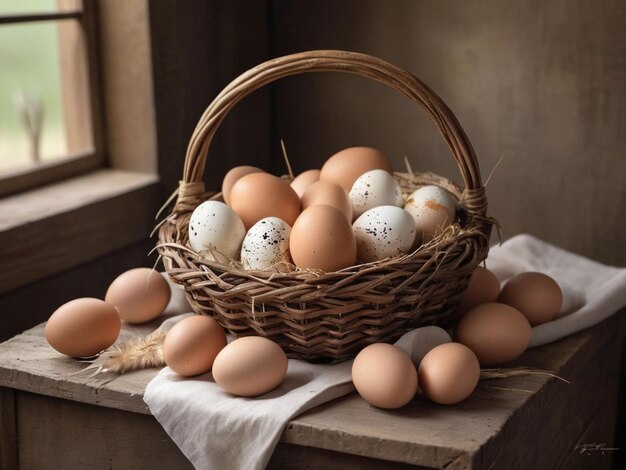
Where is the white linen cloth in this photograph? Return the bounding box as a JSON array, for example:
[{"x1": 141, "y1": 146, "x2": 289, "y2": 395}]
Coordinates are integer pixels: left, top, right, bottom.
[
  {"x1": 145, "y1": 357, "x2": 354, "y2": 470},
  {"x1": 485, "y1": 234, "x2": 626, "y2": 347},
  {"x1": 145, "y1": 234, "x2": 626, "y2": 470}
]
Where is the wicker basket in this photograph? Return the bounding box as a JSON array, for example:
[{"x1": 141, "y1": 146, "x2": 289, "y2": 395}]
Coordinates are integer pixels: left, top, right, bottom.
[{"x1": 157, "y1": 50, "x2": 495, "y2": 361}]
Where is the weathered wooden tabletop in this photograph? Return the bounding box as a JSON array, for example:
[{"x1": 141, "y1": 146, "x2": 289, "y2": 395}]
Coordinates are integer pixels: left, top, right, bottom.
[{"x1": 0, "y1": 311, "x2": 623, "y2": 470}]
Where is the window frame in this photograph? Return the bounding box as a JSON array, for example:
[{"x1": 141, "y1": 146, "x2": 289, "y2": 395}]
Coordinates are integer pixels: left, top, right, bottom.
[
  {"x1": 0, "y1": 0, "x2": 160, "y2": 295},
  {"x1": 0, "y1": 1, "x2": 105, "y2": 198}
]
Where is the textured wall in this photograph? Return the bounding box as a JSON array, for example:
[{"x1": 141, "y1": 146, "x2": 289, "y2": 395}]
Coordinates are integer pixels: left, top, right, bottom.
[
  {"x1": 150, "y1": 0, "x2": 276, "y2": 197},
  {"x1": 270, "y1": 0, "x2": 626, "y2": 266}
]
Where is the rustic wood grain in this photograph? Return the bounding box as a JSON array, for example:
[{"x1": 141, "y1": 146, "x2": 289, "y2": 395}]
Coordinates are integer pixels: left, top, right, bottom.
[
  {"x1": 268, "y1": 443, "x2": 428, "y2": 470},
  {"x1": 17, "y1": 392, "x2": 193, "y2": 470},
  {"x1": 270, "y1": 0, "x2": 626, "y2": 267},
  {"x1": 0, "y1": 387, "x2": 18, "y2": 470},
  {"x1": 0, "y1": 313, "x2": 622, "y2": 469},
  {"x1": 0, "y1": 170, "x2": 158, "y2": 295},
  {"x1": 14, "y1": 391, "x2": 430, "y2": 470},
  {"x1": 149, "y1": 0, "x2": 274, "y2": 198}
]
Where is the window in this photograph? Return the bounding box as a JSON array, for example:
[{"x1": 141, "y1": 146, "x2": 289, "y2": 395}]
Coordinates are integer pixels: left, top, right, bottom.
[
  {"x1": 0, "y1": 0, "x2": 158, "y2": 302},
  {"x1": 0, "y1": 0, "x2": 102, "y2": 197}
]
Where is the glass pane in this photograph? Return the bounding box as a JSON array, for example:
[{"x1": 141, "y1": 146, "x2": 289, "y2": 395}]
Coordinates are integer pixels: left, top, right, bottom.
[
  {"x1": 0, "y1": 20, "x2": 72, "y2": 174},
  {"x1": 0, "y1": 0, "x2": 73, "y2": 15}
]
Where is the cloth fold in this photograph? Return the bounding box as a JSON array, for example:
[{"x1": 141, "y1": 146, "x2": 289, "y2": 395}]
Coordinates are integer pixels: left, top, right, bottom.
[
  {"x1": 146, "y1": 234, "x2": 626, "y2": 470},
  {"x1": 145, "y1": 358, "x2": 354, "y2": 470}
]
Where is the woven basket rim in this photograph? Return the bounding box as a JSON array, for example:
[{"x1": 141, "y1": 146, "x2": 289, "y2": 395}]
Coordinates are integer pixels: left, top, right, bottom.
[{"x1": 158, "y1": 170, "x2": 489, "y2": 280}]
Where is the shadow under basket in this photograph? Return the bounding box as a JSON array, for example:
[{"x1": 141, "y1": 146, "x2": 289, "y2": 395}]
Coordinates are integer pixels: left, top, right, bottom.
[{"x1": 157, "y1": 50, "x2": 496, "y2": 362}]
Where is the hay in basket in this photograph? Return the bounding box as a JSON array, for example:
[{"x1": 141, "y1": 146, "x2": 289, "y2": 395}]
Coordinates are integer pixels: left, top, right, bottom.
[{"x1": 156, "y1": 50, "x2": 496, "y2": 361}]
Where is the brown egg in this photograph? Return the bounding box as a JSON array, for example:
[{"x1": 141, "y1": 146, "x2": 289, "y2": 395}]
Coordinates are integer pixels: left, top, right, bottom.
[
  {"x1": 352, "y1": 343, "x2": 418, "y2": 409},
  {"x1": 163, "y1": 316, "x2": 227, "y2": 377},
  {"x1": 289, "y1": 205, "x2": 357, "y2": 272},
  {"x1": 290, "y1": 169, "x2": 320, "y2": 197},
  {"x1": 212, "y1": 336, "x2": 288, "y2": 397},
  {"x1": 418, "y1": 343, "x2": 480, "y2": 405},
  {"x1": 301, "y1": 180, "x2": 353, "y2": 221},
  {"x1": 499, "y1": 272, "x2": 563, "y2": 326},
  {"x1": 457, "y1": 267, "x2": 501, "y2": 315},
  {"x1": 45, "y1": 298, "x2": 121, "y2": 358},
  {"x1": 230, "y1": 172, "x2": 301, "y2": 229},
  {"x1": 456, "y1": 303, "x2": 531, "y2": 366},
  {"x1": 105, "y1": 268, "x2": 171, "y2": 324},
  {"x1": 221, "y1": 166, "x2": 263, "y2": 205},
  {"x1": 320, "y1": 147, "x2": 394, "y2": 192}
]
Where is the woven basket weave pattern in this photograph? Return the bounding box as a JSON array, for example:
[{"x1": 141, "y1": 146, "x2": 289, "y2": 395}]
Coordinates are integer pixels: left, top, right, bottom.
[{"x1": 157, "y1": 50, "x2": 494, "y2": 361}]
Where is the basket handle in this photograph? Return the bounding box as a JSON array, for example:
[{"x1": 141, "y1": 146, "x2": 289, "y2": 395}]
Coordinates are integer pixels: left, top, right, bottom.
[{"x1": 180, "y1": 50, "x2": 484, "y2": 206}]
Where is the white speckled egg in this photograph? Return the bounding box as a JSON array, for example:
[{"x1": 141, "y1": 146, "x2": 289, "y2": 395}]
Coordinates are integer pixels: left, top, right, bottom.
[
  {"x1": 349, "y1": 169, "x2": 404, "y2": 219},
  {"x1": 240, "y1": 217, "x2": 292, "y2": 270},
  {"x1": 188, "y1": 201, "x2": 246, "y2": 261},
  {"x1": 404, "y1": 185, "x2": 457, "y2": 243},
  {"x1": 352, "y1": 206, "x2": 416, "y2": 262}
]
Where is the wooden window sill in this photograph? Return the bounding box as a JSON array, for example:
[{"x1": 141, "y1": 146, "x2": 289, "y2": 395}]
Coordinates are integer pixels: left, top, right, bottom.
[{"x1": 0, "y1": 169, "x2": 160, "y2": 295}]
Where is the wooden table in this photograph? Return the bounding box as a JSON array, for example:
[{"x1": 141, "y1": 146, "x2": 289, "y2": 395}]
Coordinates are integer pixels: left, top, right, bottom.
[{"x1": 0, "y1": 311, "x2": 623, "y2": 470}]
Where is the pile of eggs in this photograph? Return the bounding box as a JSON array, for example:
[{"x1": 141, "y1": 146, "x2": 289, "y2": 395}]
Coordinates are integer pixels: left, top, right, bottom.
[
  {"x1": 45, "y1": 268, "x2": 171, "y2": 358},
  {"x1": 45, "y1": 265, "x2": 564, "y2": 405},
  {"x1": 44, "y1": 265, "x2": 288, "y2": 397},
  {"x1": 189, "y1": 146, "x2": 458, "y2": 271},
  {"x1": 45, "y1": 266, "x2": 289, "y2": 397},
  {"x1": 350, "y1": 268, "x2": 563, "y2": 409},
  {"x1": 163, "y1": 315, "x2": 288, "y2": 397}
]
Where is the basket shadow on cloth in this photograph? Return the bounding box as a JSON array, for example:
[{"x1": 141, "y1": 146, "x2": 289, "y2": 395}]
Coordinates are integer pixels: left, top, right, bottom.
[{"x1": 156, "y1": 50, "x2": 496, "y2": 361}]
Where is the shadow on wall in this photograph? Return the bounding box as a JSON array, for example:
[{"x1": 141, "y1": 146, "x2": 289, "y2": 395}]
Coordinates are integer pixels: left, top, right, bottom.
[{"x1": 267, "y1": 0, "x2": 626, "y2": 267}]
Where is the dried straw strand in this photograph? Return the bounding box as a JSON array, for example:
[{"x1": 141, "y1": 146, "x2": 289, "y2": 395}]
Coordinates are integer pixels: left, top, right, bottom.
[
  {"x1": 102, "y1": 329, "x2": 168, "y2": 373},
  {"x1": 480, "y1": 367, "x2": 570, "y2": 384}
]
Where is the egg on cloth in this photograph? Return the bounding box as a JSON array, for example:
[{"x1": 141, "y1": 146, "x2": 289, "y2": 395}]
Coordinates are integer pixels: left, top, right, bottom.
[
  {"x1": 418, "y1": 342, "x2": 480, "y2": 405},
  {"x1": 212, "y1": 336, "x2": 288, "y2": 397},
  {"x1": 348, "y1": 169, "x2": 404, "y2": 219},
  {"x1": 45, "y1": 298, "x2": 121, "y2": 358},
  {"x1": 240, "y1": 217, "x2": 292, "y2": 270},
  {"x1": 163, "y1": 315, "x2": 227, "y2": 377},
  {"x1": 290, "y1": 205, "x2": 356, "y2": 272},
  {"x1": 352, "y1": 206, "x2": 416, "y2": 262},
  {"x1": 320, "y1": 147, "x2": 394, "y2": 192},
  {"x1": 188, "y1": 200, "x2": 246, "y2": 261},
  {"x1": 456, "y1": 302, "x2": 531, "y2": 366},
  {"x1": 105, "y1": 268, "x2": 171, "y2": 324},
  {"x1": 352, "y1": 343, "x2": 418, "y2": 409},
  {"x1": 499, "y1": 272, "x2": 563, "y2": 326},
  {"x1": 404, "y1": 185, "x2": 457, "y2": 243},
  {"x1": 230, "y1": 172, "x2": 301, "y2": 229},
  {"x1": 301, "y1": 180, "x2": 353, "y2": 221}
]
